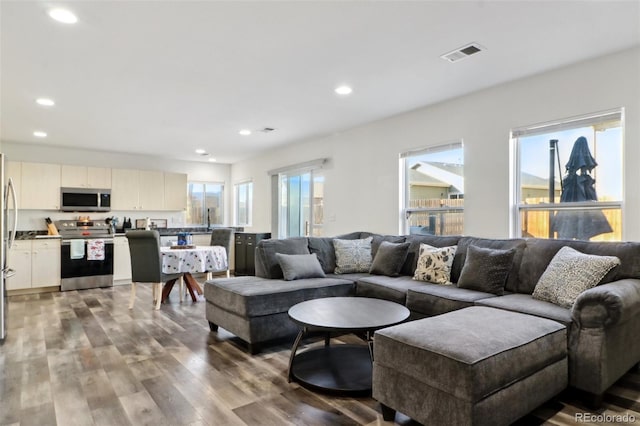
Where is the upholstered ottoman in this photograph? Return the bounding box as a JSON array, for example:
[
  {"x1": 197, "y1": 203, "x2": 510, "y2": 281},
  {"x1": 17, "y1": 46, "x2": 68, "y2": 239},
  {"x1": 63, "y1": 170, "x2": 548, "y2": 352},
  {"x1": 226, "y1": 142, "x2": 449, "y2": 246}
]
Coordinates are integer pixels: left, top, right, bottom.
[{"x1": 373, "y1": 306, "x2": 568, "y2": 426}]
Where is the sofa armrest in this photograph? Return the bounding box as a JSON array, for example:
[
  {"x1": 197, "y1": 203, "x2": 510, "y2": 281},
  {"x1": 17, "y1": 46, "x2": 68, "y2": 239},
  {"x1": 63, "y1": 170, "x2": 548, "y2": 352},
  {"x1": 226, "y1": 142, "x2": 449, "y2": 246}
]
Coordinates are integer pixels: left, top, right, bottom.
[{"x1": 572, "y1": 278, "x2": 640, "y2": 328}]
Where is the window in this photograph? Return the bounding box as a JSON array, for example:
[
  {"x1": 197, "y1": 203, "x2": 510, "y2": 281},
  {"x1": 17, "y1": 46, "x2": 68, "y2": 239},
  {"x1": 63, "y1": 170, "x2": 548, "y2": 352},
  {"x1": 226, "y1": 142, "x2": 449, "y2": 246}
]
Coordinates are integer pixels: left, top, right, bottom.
[
  {"x1": 187, "y1": 182, "x2": 223, "y2": 226},
  {"x1": 401, "y1": 142, "x2": 464, "y2": 235},
  {"x1": 235, "y1": 181, "x2": 253, "y2": 226},
  {"x1": 513, "y1": 109, "x2": 623, "y2": 241}
]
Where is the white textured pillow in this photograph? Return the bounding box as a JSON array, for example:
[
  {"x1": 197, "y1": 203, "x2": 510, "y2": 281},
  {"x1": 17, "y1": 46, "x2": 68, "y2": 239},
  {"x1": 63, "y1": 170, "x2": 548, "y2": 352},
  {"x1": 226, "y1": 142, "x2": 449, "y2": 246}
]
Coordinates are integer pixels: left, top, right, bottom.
[
  {"x1": 333, "y1": 237, "x2": 373, "y2": 274},
  {"x1": 413, "y1": 244, "x2": 457, "y2": 285},
  {"x1": 532, "y1": 246, "x2": 620, "y2": 308}
]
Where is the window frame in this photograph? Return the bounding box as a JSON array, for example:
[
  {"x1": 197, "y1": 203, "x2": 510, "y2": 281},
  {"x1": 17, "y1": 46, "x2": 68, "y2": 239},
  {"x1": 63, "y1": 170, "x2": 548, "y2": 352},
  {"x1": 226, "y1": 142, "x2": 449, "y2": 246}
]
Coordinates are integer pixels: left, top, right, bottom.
[
  {"x1": 400, "y1": 141, "x2": 464, "y2": 235},
  {"x1": 511, "y1": 108, "x2": 624, "y2": 240}
]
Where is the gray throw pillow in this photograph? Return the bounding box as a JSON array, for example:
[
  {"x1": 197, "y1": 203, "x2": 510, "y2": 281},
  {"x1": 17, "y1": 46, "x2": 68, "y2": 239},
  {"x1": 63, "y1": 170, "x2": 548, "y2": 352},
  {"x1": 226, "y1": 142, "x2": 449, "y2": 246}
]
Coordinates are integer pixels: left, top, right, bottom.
[
  {"x1": 333, "y1": 237, "x2": 373, "y2": 274},
  {"x1": 457, "y1": 245, "x2": 516, "y2": 295},
  {"x1": 532, "y1": 246, "x2": 620, "y2": 308},
  {"x1": 275, "y1": 253, "x2": 326, "y2": 281},
  {"x1": 369, "y1": 241, "x2": 411, "y2": 277}
]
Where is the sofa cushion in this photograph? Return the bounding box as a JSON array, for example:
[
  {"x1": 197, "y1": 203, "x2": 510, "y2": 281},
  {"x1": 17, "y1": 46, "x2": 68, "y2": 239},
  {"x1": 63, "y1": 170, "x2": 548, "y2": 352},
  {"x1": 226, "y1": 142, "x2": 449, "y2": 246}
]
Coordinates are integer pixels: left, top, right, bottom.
[
  {"x1": 370, "y1": 241, "x2": 411, "y2": 277},
  {"x1": 519, "y1": 238, "x2": 640, "y2": 294},
  {"x1": 308, "y1": 232, "x2": 364, "y2": 274},
  {"x1": 400, "y1": 234, "x2": 461, "y2": 276},
  {"x1": 451, "y1": 237, "x2": 526, "y2": 293},
  {"x1": 374, "y1": 307, "x2": 567, "y2": 402},
  {"x1": 531, "y1": 246, "x2": 620, "y2": 309},
  {"x1": 457, "y1": 245, "x2": 515, "y2": 295},
  {"x1": 371, "y1": 235, "x2": 406, "y2": 258},
  {"x1": 204, "y1": 276, "x2": 354, "y2": 317},
  {"x1": 276, "y1": 253, "x2": 326, "y2": 281},
  {"x1": 356, "y1": 275, "x2": 427, "y2": 305},
  {"x1": 255, "y1": 237, "x2": 310, "y2": 279},
  {"x1": 406, "y1": 284, "x2": 496, "y2": 317},
  {"x1": 475, "y1": 294, "x2": 572, "y2": 326},
  {"x1": 334, "y1": 237, "x2": 373, "y2": 274},
  {"x1": 413, "y1": 244, "x2": 457, "y2": 285}
]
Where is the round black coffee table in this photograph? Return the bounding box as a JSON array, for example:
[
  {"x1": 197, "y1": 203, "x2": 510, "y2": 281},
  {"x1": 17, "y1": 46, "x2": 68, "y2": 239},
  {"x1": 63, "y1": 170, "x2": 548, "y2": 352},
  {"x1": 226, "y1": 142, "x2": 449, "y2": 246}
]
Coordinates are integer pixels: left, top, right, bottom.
[{"x1": 287, "y1": 297, "x2": 410, "y2": 395}]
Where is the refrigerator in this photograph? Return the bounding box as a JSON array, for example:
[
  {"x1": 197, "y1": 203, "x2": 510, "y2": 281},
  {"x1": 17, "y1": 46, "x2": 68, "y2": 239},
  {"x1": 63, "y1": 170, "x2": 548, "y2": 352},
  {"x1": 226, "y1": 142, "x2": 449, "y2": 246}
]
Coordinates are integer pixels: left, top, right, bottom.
[{"x1": 1, "y1": 153, "x2": 18, "y2": 343}]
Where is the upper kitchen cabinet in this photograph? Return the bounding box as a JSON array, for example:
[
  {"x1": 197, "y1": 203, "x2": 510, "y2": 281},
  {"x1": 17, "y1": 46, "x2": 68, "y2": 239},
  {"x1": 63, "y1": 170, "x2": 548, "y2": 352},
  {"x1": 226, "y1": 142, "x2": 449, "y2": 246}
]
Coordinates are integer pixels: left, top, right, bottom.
[
  {"x1": 111, "y1": 168, "x2": 166, "y2": 210},
  {"x1": 164, "y1": 172, "x2": 187, "y2": 211},
  {"x1": 61, "y1": 165, "x2": 111, "y2": 188},
  {"x1": 138, "y1": 170, "x2": 164, "y2": 210},
  {"x1": 20, "y1": 162, "x2": 61, "y2": 209}
]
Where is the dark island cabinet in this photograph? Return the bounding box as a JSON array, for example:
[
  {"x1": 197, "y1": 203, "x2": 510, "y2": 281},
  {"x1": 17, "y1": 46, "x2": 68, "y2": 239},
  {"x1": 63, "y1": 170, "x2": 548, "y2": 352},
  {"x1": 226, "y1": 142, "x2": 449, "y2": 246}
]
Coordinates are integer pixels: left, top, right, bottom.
[{"x1": 234, "y1": 232, "x2": 271, "y2": 276}]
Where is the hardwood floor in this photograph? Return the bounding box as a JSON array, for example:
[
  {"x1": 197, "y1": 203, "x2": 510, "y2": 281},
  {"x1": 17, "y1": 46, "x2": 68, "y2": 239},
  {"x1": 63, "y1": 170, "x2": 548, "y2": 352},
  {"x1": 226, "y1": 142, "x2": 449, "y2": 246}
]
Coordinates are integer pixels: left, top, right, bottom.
[{"x1": 1, "y1": 284, "x2": 639, "y2": 426}]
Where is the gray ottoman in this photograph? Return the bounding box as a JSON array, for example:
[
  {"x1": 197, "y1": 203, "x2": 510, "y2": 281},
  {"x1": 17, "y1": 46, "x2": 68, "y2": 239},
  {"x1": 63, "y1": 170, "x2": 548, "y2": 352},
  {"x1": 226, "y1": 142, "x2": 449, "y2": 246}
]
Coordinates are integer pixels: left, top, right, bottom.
[{"x1": 373, "y1": 306, "x2": 568, "y2": 426}]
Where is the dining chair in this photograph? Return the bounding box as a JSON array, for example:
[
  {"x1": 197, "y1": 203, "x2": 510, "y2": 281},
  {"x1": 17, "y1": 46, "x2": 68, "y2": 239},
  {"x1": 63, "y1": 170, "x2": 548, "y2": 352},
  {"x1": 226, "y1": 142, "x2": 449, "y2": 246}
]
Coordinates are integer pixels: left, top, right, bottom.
[
  {"x1": 207, "y1": 227, "x2": 234, "y2": 279},
  {"x1": 126, "y1": 230, "x2": 182, "y2": 310}
]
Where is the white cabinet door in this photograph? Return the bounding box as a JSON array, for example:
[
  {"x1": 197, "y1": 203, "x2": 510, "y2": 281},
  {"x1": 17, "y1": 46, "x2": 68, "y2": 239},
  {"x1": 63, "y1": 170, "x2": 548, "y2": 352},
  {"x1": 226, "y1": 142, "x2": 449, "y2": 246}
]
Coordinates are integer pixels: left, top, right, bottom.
[
  {"x1": 61, "y1": 165, "x2": 87, "y2": 187},
  {"x1": 87, "y1": 167, "x2": 111, "y2": 188},
  {"x1": 138, "y1": 170, "x2": 164, "y2": 210},
  {"x1": 192, "y1": 234, "x2": 211, "y2": 246},
  {"x1": 31, "y1": 240, "x2": 61, "y2": 288},
  {"x1": 113, "y1": 236, "x2": 132, "y2": 283},
  {"x1": 6, "y1": 241, "x2": 32, "y2": 290},
  {"x1": 20, "y1": 162, "x2": 61, "y2": 209},
  {"x1": 164, "y1": 172, "x2": 187, "y2": 211},
  {"x1": 111, "y1": 168, "x2": 140, "y2": 210}
]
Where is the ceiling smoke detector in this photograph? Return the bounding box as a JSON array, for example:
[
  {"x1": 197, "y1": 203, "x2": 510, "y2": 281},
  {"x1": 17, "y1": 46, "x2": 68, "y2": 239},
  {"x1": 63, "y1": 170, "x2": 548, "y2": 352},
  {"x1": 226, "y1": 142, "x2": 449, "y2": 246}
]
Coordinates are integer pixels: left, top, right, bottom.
[{"x1": 440, "y1": 43, "x2": 484, "y2": 63}]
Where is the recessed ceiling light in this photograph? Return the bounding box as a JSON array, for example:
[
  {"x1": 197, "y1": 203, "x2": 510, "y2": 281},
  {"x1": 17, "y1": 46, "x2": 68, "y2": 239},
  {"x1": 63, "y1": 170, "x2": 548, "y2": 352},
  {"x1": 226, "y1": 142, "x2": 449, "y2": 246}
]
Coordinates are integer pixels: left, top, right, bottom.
[
  {"x1": 195, "y1": 149, "x2": 206, "y2": 154},
  {"x1": 36, "y1": 98, "x2": 55, "y2": 107},
  {"x1": 208, "y1": 158, "x2": 217, "y2": 162},
  {"x1": 239, "y1": 129, "x2": 252, "y2": 136},
  {"x1": 48, "y1": 8, "x2": 78, "y2": 24},
  {"x1": 33, "y1": 131, "x2": 47, "y2": 138},
  {"x1": 335, "y1": 85, "x2": 353, "y2": 95}
]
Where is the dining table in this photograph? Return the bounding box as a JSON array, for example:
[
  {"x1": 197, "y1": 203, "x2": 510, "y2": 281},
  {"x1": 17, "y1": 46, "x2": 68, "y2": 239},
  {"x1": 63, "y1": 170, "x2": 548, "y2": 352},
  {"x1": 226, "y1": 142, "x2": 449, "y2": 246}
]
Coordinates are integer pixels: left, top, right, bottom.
[{"x1": 160, "y1": 245, "x2": 228, "y2": 303}]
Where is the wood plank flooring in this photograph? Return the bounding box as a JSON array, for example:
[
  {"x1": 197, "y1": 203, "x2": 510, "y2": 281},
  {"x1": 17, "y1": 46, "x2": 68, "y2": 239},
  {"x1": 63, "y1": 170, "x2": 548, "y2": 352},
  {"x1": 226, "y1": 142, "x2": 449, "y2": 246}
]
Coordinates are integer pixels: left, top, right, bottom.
[{"x1": 1, "y1": 284, "x2": 639, "y2": 425}]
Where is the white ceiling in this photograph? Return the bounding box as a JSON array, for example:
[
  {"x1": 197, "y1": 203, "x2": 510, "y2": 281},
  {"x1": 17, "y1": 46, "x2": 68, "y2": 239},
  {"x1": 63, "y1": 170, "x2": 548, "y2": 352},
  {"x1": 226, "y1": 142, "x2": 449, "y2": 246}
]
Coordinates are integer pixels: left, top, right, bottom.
[{"x1": 1, "y1": 1, "x2": 639, "y2": 164}]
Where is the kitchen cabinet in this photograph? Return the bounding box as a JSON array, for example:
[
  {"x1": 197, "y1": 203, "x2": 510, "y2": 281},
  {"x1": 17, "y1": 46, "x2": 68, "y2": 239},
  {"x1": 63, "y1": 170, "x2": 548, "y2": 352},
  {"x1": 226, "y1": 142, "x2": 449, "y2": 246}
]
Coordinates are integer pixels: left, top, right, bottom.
[
  {"x1": 111, "y1": 168, "x2": 166, "y2": 210},
  {"x1": 234, "y1": 232, "x2": 270, "y2": 276},
  {"x1": 61, "y1": 165, "x2": 111, "y2": 188},
  {"x1": 164, "y1": 172, "x2": 187, "y2": 211},
  {"x1": 20, "y1": 162, "x2": 61, "y2": 209},
  {"x1": 138, "y1": 170, "x2": 164, "y2": 210},
  {"x1": 192, "y1": 233, "x2": 211, "y2": 246},
  {"x1": 7, "y1": 239, "x2": 61, "y2": 290},
  {"x1": 113, "y1": 236, "x2": 132, "y2": 284},
  {"x1": 31, "y1": 240, "x2": 61, "y2": 287}
]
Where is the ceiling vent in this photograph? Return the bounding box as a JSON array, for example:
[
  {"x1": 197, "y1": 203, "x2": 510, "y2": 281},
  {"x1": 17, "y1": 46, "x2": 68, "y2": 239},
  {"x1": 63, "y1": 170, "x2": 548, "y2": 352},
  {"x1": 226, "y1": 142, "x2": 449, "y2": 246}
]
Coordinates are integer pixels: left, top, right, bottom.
[
  {"x1": 260, "y1": 127, "x2": 276, "y2": 133},
  {"x1": 440, "y1": 43, "x2": 484, "y2": 63}
]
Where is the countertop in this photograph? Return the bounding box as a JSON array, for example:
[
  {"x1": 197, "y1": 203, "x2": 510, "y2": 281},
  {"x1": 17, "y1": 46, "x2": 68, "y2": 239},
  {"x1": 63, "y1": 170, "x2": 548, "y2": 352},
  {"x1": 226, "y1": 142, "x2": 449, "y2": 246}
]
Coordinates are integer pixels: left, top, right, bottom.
[{"x1": 16, "y1": 227, "x2": 244, "y2": 240}]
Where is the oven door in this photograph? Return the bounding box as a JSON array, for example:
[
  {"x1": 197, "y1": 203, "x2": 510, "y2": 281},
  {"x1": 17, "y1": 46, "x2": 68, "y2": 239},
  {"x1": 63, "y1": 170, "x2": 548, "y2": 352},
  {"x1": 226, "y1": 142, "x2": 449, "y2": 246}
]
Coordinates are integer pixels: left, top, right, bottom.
[{"x1": 60, "y1": 239, "x2": 114, "y2": 291}]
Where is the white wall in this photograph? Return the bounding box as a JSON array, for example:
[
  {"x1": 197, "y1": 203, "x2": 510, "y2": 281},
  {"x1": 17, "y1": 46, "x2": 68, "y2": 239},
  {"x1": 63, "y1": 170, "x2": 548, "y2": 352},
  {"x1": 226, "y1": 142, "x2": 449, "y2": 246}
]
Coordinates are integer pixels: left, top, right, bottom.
[
  {"x1": 233, "y1": 47, "x2": 640, "y2": 240},
  {"x1": 1, "y1": 143, "x2": 232, "y2": 230}
]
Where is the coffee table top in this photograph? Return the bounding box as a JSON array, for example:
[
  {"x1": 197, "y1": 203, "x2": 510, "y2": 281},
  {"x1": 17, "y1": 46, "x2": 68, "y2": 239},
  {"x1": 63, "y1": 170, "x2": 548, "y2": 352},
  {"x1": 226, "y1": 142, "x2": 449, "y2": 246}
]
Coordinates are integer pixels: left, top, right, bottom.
[{"x1": 288, "y1": 297, "x2": 410, "y2": 332}]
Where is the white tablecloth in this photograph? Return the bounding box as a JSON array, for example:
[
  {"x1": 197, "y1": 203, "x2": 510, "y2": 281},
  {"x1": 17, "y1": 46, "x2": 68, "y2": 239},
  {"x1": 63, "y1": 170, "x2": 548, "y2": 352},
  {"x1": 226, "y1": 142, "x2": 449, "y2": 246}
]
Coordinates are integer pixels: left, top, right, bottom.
[{"x1": 161, "y1": 246, "x2": 227, "y2": 274}]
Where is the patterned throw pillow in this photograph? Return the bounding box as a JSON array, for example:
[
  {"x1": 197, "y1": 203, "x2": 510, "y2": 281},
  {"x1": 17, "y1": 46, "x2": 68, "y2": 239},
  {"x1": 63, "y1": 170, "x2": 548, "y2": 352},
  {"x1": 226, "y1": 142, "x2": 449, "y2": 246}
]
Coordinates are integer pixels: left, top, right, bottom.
[
  {"x1": 532, "y1": 246, "x2": 620, "y2": 309},
  {"x1": 413, "y1": 244, "x2": 457, "y2": 285},
  {"x1": 333, "y1": 237, "x2": 373, "y2": 274}
]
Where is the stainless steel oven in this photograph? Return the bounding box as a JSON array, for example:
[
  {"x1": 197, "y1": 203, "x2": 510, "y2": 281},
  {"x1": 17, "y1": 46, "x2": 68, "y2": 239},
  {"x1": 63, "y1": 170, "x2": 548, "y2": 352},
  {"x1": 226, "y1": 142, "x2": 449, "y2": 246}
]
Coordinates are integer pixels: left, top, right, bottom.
[{"x1": 56, "y1": 220, "x2": 114, "y2": 291}]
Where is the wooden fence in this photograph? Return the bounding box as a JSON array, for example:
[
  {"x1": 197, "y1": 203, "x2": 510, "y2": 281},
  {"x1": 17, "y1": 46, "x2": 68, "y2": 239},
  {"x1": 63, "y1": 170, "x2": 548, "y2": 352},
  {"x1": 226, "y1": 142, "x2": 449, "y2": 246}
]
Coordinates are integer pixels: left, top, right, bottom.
[{"x1": 408, "y1": 199, "x2": 464, "y2": 235}]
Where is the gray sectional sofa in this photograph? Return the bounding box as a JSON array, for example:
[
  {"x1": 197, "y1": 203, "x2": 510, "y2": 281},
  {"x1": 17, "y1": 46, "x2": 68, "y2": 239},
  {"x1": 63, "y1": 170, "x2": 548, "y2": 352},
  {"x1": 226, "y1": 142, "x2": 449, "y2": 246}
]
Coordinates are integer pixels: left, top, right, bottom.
[{"x1": 204, "y1": 231, "x2": 640, "y2": 416}]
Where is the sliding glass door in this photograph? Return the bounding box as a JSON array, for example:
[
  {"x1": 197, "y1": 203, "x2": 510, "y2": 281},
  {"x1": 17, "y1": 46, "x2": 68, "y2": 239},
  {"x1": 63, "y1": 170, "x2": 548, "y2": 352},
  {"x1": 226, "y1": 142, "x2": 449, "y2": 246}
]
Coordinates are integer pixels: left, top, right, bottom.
[{"x1": 278, "y1": 171, "x2": 323, "y2": 238}]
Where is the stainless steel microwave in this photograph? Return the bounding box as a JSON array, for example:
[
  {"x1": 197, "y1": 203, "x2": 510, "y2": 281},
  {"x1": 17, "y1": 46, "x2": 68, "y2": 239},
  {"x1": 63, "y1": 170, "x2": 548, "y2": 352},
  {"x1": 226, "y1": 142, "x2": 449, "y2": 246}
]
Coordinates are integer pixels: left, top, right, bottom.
[{"x1": 60, "y1": 187, "x2": 111, "y2": 212}]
